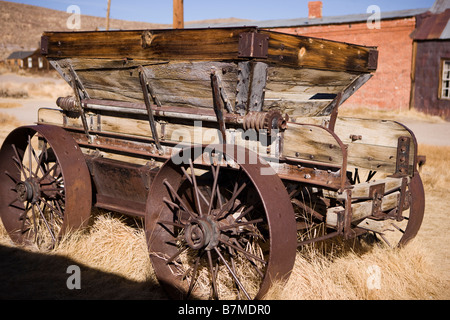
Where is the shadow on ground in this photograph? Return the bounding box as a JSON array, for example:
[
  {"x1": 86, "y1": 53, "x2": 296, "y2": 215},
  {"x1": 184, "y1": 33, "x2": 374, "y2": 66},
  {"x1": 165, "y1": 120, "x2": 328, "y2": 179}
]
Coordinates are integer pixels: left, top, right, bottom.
[{"x1": 0, "y1": 244, "x2": 166, "y2": 300}]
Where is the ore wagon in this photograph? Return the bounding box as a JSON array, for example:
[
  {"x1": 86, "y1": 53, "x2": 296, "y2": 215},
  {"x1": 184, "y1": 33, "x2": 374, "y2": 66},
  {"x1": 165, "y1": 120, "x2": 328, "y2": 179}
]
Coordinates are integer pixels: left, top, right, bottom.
[{"x1": 0, "y1": 27, "x2": 424, "y2": 299}]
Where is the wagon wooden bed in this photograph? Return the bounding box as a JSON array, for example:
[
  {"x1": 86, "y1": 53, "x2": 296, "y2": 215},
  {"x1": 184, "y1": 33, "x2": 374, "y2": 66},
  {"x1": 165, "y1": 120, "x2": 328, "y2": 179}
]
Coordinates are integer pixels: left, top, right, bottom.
[{"x1": 0, "y1": 27, "x2": 425, "y2": 300}]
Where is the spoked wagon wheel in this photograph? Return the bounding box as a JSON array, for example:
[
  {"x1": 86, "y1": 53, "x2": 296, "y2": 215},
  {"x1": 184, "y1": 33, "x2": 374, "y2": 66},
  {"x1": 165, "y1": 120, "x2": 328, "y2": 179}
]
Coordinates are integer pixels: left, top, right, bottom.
[
  {"x1": 348, "y1": 165, "x2": 425, "y2": 247},
  {"x1": 146, "y1": 144, "x2": 297, "y2": 300},
  {"x1": 373, "y1": 173, "x2": 425, "y2": 247},
  {"x1": 0, "y1": 125, "x2": 92, "y2": 249}
]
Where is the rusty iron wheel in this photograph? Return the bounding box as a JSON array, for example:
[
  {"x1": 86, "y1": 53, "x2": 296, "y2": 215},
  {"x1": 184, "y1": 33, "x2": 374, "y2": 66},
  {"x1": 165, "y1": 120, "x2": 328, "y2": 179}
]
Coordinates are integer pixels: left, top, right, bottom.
[
  {"x1": 0, "y1": 125, "x2": 92, "y2": 248},
  {"x1": 374, "y1": 172, "x2": 425, "y2": 248},
  {"x1": 146, "y1": 144, "x2": 297, "y2": 300}
]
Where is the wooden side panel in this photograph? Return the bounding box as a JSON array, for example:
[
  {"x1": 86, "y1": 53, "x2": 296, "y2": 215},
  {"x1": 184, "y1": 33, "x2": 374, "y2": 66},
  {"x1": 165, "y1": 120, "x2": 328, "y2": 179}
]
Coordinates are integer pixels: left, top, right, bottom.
[
  {"x1": 43, "y1": 28, "x2": 377, "y2": 116},
  {"x1": 142, "y1": 61, "x2": 238, "y2": 109},
  {"x1": 43, "y1": 28, "x2": 255, "y2": 61},
  {"x1": 261, "y1": 30, "x2": 376, "y2": 73},
  {"x1": 326, "y1": 191, "x2": 400, "y2": 227},
  {"x1": 283, "y1": 123, "x2": 344, "y2": 165},
  {"x1": 43, "y1": 28, "x2": 376, "y2": 73},
  {"x1": 291, "y1": 116, "x2": 416, "y2": 173}
]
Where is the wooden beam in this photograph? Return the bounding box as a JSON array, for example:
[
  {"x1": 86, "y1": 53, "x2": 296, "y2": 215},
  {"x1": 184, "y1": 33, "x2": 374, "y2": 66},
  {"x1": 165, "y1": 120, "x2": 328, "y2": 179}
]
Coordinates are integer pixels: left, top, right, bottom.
[
  {"x1": 173, "y1": 0, "x2": 184, "y2": 29},
  {"x1": 106, "y1": 0, "x2": 111, "y2": 31}
]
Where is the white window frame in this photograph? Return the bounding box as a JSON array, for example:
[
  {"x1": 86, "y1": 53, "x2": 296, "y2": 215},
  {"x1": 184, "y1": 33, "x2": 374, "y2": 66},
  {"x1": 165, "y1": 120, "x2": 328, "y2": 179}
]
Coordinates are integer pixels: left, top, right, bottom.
[
  {"x1": 440, "y1": 59, "x2": 450, "y2": 100},
  {"x1": 27, "y1": 57, "x2": 32, "y2": 68}
]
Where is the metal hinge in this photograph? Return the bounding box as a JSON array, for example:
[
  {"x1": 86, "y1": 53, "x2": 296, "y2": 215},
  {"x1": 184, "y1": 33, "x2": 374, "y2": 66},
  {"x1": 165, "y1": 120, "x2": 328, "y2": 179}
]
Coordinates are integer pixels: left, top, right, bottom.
[
  {"x1": 238, "y1": 32, "x2": 269, "y2": 59},
  {"x1": 368, "y1": 49, "x2": 378, "y2": 70}
]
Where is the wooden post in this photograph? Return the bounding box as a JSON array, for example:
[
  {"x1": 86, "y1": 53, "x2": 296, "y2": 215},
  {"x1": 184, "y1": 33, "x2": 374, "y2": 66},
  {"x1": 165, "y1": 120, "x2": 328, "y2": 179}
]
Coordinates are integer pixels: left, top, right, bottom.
[
  {"x1": 106, "y1": 0, "x2": 111, "y2": 31},
  {"x1": 173, "y1": 0, "x2": 184, "y2": 29}
]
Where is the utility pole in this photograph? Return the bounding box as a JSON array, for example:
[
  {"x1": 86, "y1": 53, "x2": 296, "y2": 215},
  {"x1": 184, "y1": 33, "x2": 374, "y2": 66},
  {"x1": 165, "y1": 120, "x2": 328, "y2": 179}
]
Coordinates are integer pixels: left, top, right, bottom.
[
  {"x1": 173, "y1": 0, "x2": 184, "y2": 29},
  {"x1": 106, "y1": 0, "x2": 111, "y2": 30}
]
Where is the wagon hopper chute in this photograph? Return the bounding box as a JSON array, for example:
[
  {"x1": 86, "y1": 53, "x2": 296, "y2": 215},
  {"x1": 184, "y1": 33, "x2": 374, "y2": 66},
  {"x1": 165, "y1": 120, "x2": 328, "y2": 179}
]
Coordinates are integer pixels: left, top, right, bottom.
[{"x1": 0, "y1": 27, "x2": 424, "y2": 300}]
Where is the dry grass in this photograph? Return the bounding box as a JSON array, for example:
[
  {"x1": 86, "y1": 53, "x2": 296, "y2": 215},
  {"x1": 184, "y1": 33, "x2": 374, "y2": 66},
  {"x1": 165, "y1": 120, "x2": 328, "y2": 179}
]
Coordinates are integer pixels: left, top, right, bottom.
[
  {"x1": 268, "y1": 240, "x2": 445, "y2": 300},
  {"x1": 0, "y1": 102, "x2": 21, "y2": 109},
  {"x1": 0, "y1": 80, "x2": 72, "y2": 100}
]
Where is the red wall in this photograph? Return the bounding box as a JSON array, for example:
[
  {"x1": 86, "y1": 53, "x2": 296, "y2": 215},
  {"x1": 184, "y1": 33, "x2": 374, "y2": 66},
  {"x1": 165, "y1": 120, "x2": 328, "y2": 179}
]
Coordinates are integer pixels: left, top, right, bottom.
[{"x1": 270, "y1": 17, "x2": 417, "y2": 111}]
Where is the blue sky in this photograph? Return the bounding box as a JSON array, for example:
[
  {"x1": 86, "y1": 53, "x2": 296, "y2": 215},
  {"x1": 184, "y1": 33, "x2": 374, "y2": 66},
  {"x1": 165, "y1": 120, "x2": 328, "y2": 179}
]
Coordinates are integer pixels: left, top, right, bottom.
[{"x1": 3, "y1": 0, "x2": 436, "y2": 24}]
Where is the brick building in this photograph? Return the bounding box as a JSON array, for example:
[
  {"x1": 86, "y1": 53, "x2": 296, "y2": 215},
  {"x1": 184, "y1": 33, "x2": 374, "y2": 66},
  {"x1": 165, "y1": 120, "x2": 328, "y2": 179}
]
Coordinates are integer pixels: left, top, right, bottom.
[{"x1": 192, "y1": 0, "x2": 450, "y2": 119}]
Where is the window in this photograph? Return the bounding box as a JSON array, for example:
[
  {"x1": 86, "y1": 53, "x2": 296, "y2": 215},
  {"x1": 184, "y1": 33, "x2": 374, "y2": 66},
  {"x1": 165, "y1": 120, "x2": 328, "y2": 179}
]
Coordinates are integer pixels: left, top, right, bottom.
[
  {"x1": 27, "y1": 57, "x2": 32, "y2": 68},
  {"x1": 440, "y1": 60, "x2": 450, "y2": 100},
  {"x1": 38, "y1": 57, "x2": 43, "y2": 69}
]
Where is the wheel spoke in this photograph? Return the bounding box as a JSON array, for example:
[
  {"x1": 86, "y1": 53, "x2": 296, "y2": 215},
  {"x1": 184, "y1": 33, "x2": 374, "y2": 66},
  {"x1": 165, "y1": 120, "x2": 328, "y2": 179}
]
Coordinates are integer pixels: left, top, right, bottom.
[
  {"x1": 391, "y1": 223, "x2": 405, "y2": 234},
  {"x1": 186, "y1": 254, "x2": 202, "y2": 299},
  {"x1": 158, "y1": 219, "x2": 185, "y2": 229},
  {"x1": 166, "y1": 245, "x2": 188, "y2": 264},
  {"x1": 217, "y1": 181, "x2": 247, "y2": 220},
  {"x1": 38, "y1": 162, "x2": 58, "y2": 183},
  {"x1": 207, "y1": 162, "x2": 220, "y2": 216},
  {"x1": 207, "y1": 250, "x2": 219, "y2": 300},
  {"x1": 214, "y1": 247, "x2": 251, "y2": 300},
  {"x1": 219, "y1": 218, "x2": 263, "y2": 231},
  {"x1": 27, "y1": 135, "x2": 33, "y2": 180},
  {"x1": 189, "y1": 159, "x2": 203, "y2": 217},
  {"x1": 219, "y1": 238, "x2": 266, "y2": 264},
  {"x1": 4, "y1": 170, "x2": 18, "y2": 183},
  {"x1": 36, "y1": 202, "x2": 57, "y2": 244},
  {"x1": 163, "y1": 179, "x2": 197, "y2": 219},
  {"x1": 39, "y1": 197, "x2": 64, "y2": 220}
]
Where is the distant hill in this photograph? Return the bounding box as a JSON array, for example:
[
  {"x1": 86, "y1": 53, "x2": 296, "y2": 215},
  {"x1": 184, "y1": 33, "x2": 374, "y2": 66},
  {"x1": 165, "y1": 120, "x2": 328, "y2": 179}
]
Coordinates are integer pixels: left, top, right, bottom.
[{"x1": 0, "y1": 1, "x2": 251, "y2": 60}]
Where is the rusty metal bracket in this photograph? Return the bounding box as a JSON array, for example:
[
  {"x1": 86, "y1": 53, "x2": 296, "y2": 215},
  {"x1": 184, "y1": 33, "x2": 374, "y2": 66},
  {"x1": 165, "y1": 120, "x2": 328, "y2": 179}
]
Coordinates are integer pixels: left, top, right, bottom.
[
  {"x1": 68, "y1": 66, "x2": 90, "y2": 140},
  {"x1": 368, "y1": 49, "x2": 379, "y2": 70},
  {"x1": 328, "y1": 92, "x2": 342, "y2": 132},
  {"x1": 394, "y1": 136, "x2": 411, "y2": 177},
  {"x1": 369, "y1": 183, "x2": 385, "y2": 218},
  {"x1": 344, "y1": 190, "x2": 355, "y2": 239},
  {"x1": 395, "y1": 177, "x2": 408, "y2": 222},
  {"x1": 138, "y1": 65, "x2": 163, "y2": 153},
  {"x1": 40, "y1": 35, "x2": 49, "y2": 55},
  {"x1": 238, "y1": 32, "x2": 269, "y2": 59},
  {"x1": 211, "y1": 67, "x2": 233, "y2": 113}
]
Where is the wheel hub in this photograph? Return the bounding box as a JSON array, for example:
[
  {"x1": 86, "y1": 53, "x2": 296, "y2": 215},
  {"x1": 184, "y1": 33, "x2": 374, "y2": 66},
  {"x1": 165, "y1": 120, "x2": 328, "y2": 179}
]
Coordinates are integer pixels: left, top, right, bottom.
[
  {"x1": 185, "y1": 216, "x2": 219, "y2": 251},
  {"x1": 15, "y1": 179, "x2": 39, "y2": 203}
]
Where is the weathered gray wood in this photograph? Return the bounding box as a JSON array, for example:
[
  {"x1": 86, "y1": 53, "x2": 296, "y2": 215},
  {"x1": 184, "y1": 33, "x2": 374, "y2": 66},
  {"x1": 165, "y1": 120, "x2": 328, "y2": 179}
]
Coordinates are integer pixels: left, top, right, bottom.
[
  {"x1": 235, "y1": 61, "x2": 251, "y2": 115},
  {"x1": 263, "y1": 67, "x2": 359, "y2": 117},
  {"x1": 290, "y1": 116, "x2": 416, "y2": 173},
  {"x1": 248, "y1": 62, "x2": 268, "y2": 112},
  {"x1": 320, "y1": 74, "x2": 373, "y2": 115},
  {"x1": 282, "y1": 122, "x2": 344, "y2": 165},
  {"x1": 326, "y1": 191, "x2": 400, "y2": 228},
  {"x1": 323, "y1": 177, "x2": 408, "y2": 200}
]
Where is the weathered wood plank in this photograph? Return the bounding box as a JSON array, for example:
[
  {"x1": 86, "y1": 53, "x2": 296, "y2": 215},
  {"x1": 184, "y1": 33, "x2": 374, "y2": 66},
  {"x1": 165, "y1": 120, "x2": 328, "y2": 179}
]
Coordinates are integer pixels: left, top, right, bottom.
[
  {"x1": 264, "y1": 100, "x2": 331, "y2": 118},
  {"x1": 282, "y1": 122, "x2": 344, "y2": 165},
  {"x1": 260, "y1": 30, "x2": 376, "y2": 73},
  {"x1": 323, "y1": 177, "x2": 408, "y2": 200},
  {"x1": 291, "y1": 117, "x2": 416, "y2": 173},
  {"x1": 43, "y1": 27, "x2": 377, "y2": 73},
  {"x1": 43, "y1": 28, "x2": 256, "y2": 61},
  {"x1": 326, "y1": 191, "x2": 400, "y2": 228}
]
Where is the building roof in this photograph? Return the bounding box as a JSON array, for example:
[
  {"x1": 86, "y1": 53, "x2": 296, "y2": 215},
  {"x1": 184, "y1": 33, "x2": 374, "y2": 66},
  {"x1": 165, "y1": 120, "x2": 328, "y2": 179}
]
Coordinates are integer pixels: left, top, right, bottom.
[
  {"x1": 412, "y1": 8, "x2": 450, "y2": 40},
  {"x1": 6, "y1": 50, "x2": 36, "y2": 60},
  {"x1": 430, "y1": 0, "x2": 450, "y2": 14},
  {"x1": 187, "y1": 8, "x2": 429, "y2": 29}
]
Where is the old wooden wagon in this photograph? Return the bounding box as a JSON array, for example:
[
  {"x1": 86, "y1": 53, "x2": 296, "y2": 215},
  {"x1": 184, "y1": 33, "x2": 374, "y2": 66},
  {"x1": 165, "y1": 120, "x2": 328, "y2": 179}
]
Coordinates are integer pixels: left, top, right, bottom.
[{"x1": 0, "y1": 27, "x2": 425, "y2": 300}]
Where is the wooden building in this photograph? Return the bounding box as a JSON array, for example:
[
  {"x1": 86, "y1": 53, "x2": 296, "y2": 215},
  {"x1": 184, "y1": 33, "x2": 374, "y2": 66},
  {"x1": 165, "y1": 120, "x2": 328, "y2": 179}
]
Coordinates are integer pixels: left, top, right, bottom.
[
  {"x1": 410, "y1": 8, "x2": 450, "y2": 119},
  {"x1": 6, "y1": 49, "x2": 51, "y2": 72}
]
